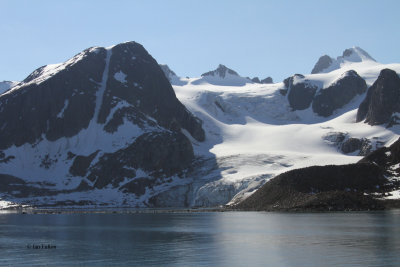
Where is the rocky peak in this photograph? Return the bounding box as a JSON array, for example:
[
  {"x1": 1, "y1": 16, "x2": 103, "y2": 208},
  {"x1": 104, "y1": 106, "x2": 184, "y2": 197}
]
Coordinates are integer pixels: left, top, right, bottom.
[
  {"x1": 261, "y1": 77, "x2": 273, "y2": 84},
  {"x1": 341, "y1": 47, "x2": 375, "y2": 62},
  {"x1": 311, "y1": 55, "x2": 333, "y2": 74},
  {"x1": 201, "y1": 64, "x2": 239, "y2": 78},
  {"x1": 357, "y1": 68, "x2": 400, "y2": 125},
  {"x1": 312, "y1": 70, "x2": 367, "y2": 116},
  {"x1": 311, "y1": 47, "x2": 376, "y2": 74},
  {"x1": 0, "y1": 41, "x2": 205, "y2": 150}
]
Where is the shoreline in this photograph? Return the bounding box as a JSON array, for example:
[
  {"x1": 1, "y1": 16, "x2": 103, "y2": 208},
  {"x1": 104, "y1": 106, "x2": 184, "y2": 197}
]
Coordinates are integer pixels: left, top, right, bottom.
[{"x1": 1, "y1": 199, "x2": 400, "y2": 214}]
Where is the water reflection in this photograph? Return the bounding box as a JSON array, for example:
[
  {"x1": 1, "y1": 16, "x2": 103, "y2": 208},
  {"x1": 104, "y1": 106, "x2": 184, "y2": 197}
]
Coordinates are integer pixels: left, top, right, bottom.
[{"x1": 0, "y1": 211, "x2": 399, "y2": 266}]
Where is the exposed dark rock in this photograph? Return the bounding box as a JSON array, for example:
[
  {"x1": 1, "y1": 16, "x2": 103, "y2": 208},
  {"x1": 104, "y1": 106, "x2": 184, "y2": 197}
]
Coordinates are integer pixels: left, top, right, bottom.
[
  {"x1": 87, "y1": 131, "x2": 194, "y2": 189},
  {"x1": 0, "y1": 151, "x2": 15, "y2": 163},
  {"x1": 312, "y1": 70, "x2": 367, "y2": 116},
  {"x1": 251, "y1": 77, "x2": 260, "y2": 83},
  {"x1": 97, "y1": 42, "x2": 204, "y2": 141},
  {"x1": 261, "y1": 77, "x2": 273, "y2": 84},
  {"x1": 201, "y1": 64, "x2": 239, "y2": 78},
  {"x1": 69, "y1": 151, "x2": 99, "y2": 177},
  {"x1": 360, "y1": 137, "x2": 400, "y2": 168},
  {"x1": 341, "y1": 138, "x2": 363, "y2": 154},
  {"x1": 285, "y1": 74, "x2": 318, "y2": 110},
  {"x1": 323, "y1": 132, "x2": 376, "y2": 156},
  {"x1": 311, "y1": 55, "x2": 333, "y2": 74},
  {"x1": 120, "y1": 178, "x2": 155, "y2": 196},
  {"x1": 235, "y1": 163, "x2": 388, "y2": 211},
  {"x1": 356, "y1": 69, "x2": 400, "y2": 125},
  {"x1": 0, "y1": 42, "x2": 205, "y2": 151},
  {"x1": 0, "y1": 47, "x2": 106, "y2": 149}
]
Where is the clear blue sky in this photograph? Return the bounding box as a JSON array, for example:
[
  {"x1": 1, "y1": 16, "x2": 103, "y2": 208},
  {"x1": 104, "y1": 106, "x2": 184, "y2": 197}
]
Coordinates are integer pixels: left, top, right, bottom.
[{"x1": 1, "y1": 0, "x2": 399, "y2": 82}]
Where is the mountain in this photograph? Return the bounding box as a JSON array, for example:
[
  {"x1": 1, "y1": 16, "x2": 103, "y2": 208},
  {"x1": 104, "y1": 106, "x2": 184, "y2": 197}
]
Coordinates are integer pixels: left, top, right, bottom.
[
  {"x1": 0, "y1": 41, "x2": 205, "y2": 207},
  {"x1": 282, "y1": 70, "x2": 367, "y2": 116},
  {"x1": 0, "y1": 81, "x2": 18, "y2": 95},
  {"x1": 311, "y1": 47, "x2": 376, "y2": 74},
  {"x1": 190, "y1": 64, "x2": 251, "y2": 86},
  {"x1": 1, "y1": 45, "x2": 400, "y2": 209},
  {"x1": 357, "y1": 68, "x2": 400, "y2": 126},
  {"x1": 261, "y1": 77, "x2": 273, "y2": 84}
]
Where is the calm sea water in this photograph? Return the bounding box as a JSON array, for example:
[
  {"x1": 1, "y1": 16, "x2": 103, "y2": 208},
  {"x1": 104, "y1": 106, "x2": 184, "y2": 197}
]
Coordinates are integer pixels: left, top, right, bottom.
[{"x1": 0, "y1": 210, "x2": 399, "y2": 266}]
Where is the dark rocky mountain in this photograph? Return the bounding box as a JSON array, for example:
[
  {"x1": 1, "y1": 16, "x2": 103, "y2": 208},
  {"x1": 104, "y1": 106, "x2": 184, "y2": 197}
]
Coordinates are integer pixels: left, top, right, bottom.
[
  {"x1": 311, "y1": 55, "x2": 333, "y2": 74},
  {"x1": 201, "y1": 64, "x2": 239, "y2": 78},
  {"x1": 235, "y1": 138, "x2": 400, "y2": 211},
  {"x1": 0, "y1": 42, "x2": 204, "y2": 150},
  {"x1": 0, "y1": 41, "x2": 205, "y2": 200},
  {"x1": 261, "y1": 77, "x2": 273, "y2": 84},
  {"x1": 245, "y1": 76, "x2": 273, "y2": 84},
  {"x1": 284, "y1": 74, "x2": 318, "y2": 110},
  {"x1": 356, "y1": 68, "x2": 400, "y2": 125},
  {"x1": 283, "y1": 70, "x2": 366, "y2": 116},
  {"x1": 312, "y1": 70, "x2": 367, "y2": 116}
]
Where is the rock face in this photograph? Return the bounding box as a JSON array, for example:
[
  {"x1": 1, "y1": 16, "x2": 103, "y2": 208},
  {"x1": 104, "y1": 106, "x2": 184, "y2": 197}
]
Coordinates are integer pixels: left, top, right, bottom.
[
  {"x1": 311, "y1": 55, "x2": 333, "y2": 74},
  {"x1": 0, "y1": 41, "x2": 205, "y2": 204},
  {"x1": 357, "y1": 68, "x2": 400, "y2": 125},
  {"x1": 284, "y1": 74, "x2": 318, "y2": 110},
  {"x1": 261, "y1": 77, "x2": 273, "y2": 84},
  {"x1": 312, "y1": 70, "x2": 367, "y2": 116},
  {"x1": 322, "y1": 132, "x2": 377, "y2": 156},
  {"x1": 0, "y1": 42, "x2": 204, "y2": 150},
  {"x1": 201, "y1": 64, "x2": 239, "y2": 78},
  {"x1": 87, "y1": 131, "x2": 194, "y2": 190},
  {"x1": 283, "y1": 70, "x2": 366, "y2": 116},
  {"x1": 236, "y1": 163, "x2": 387, "y2": 211},
  {"x1": 251, "y1": 77, "x2": 261, "y2": 83}
]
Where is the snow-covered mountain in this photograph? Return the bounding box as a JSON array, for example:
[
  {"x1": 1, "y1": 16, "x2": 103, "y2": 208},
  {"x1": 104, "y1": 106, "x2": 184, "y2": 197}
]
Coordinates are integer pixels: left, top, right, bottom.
[
  {"x1": 0, "y1": 81, "x2": 18, "y2": 95},
  {"x1": 1, "y1": 44, "x2": 400, "y2": 209},
  {"x1": 311, "y1": 46, "x2": 376, "y2": 74},
  {"x1": 189, "y1": 64, "x2": 252, "y2": 86},
  {"x1": 0, "y1": 41, "x2": 205, "y2": 207}
]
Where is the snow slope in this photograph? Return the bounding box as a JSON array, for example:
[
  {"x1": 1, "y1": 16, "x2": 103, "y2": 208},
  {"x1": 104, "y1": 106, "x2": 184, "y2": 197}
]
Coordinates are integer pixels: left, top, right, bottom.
[{"x1": 170, "y1": 59, "x2": 400, "y2": 205}]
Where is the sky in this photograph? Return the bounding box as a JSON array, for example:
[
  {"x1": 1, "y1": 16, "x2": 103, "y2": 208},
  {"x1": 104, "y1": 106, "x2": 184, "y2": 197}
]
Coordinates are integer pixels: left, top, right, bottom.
[{"x1": 1, "y1": 0, "x2": 399, "y2": 82}]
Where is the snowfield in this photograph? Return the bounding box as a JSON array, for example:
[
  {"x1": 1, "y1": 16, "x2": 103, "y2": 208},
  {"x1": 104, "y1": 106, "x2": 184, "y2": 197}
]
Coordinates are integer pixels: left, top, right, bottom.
[{"x1": 170, "y1": 58, "x2": 400, "y2": 205}]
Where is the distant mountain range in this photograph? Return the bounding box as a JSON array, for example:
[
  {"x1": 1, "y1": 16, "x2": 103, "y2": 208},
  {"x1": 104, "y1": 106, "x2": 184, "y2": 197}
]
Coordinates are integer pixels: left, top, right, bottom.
[{"x1": 0, "y1": 42, "x2": 399, "y2": 210}]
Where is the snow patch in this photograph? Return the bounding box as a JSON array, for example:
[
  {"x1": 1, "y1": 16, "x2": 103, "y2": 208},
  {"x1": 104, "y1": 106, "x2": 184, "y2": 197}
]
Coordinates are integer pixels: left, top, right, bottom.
[
  {"x1": 56, "y1": 99, "x2": 69, "y2": 118},
  {"x1": 113, "y1": 71, "x2": 127, "y2": 83}
]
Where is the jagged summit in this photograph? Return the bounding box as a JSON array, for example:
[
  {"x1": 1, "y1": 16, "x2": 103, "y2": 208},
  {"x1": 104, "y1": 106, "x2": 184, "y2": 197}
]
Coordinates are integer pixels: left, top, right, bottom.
[
  {"x1": 311, "y1": 46, "x2": 376, "y2": 74},
  {"x1": 201, "y1": 64, "x2": 239, "y2": 78},
  {"x1": 342, "y1": 47, "x2": 375, "y2": 62}
]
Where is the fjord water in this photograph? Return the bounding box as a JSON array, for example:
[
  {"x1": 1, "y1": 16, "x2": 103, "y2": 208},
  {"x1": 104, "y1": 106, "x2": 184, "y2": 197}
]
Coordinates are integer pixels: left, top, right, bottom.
[{"x1": 0, "y1": 211, "x2": 399, "y2": 266}]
